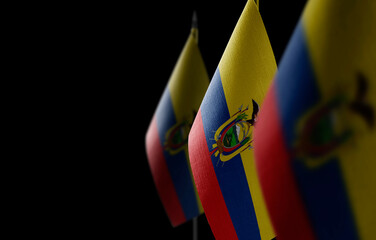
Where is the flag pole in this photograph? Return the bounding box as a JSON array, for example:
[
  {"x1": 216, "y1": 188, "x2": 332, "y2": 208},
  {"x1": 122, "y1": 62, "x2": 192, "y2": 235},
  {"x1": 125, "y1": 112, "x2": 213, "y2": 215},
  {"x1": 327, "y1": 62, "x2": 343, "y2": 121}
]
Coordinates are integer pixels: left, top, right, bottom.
[
  {"x1": 193, "y1": 217, "x2": 198, "y2": 240},
  {"x1": 192, "y1": 11, "x2": 199, "y2": 240}
]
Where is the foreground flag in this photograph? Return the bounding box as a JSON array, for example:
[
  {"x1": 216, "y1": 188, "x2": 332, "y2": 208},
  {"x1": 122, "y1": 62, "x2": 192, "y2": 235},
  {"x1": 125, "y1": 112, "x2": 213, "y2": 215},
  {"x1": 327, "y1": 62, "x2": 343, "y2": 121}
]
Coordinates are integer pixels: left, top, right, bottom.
[
  {"x1": 145, "y1": 14, "x2": 208, "y2": 226},
  {"x1": 254, "y1": 0, "x2": 376, "y2": 239},
  {"x1": 188, "y1": 1, "x2": 277, "y2": 239}
]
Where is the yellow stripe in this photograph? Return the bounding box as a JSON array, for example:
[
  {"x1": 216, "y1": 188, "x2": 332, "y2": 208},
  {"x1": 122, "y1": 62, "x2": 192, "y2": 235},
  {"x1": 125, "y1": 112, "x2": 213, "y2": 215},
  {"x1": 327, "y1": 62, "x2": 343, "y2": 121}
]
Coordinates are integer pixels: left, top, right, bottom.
[
  {"x1": 303, "y1": 1, "x2": 376, "y2": 239},
  {"x1": 168, "y1": 31, "x2": 209, "y2": 123},
  {"x1": 219, "y1": 1, "x2": 277, "y2": 239}
]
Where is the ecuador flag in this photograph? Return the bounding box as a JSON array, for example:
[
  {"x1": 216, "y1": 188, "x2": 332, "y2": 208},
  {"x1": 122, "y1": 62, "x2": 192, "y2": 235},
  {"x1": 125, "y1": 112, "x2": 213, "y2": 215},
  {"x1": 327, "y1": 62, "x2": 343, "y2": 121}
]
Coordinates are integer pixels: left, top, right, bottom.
[
  {"x1": 145, "y1": 18, "x2": 209, "y2": 226},
  {"x1": 254, "y1": 0, "x2": 376, "y2": 239},
  {"x1": 188, "y1": 1, "x2": 277, "y2": 239}
]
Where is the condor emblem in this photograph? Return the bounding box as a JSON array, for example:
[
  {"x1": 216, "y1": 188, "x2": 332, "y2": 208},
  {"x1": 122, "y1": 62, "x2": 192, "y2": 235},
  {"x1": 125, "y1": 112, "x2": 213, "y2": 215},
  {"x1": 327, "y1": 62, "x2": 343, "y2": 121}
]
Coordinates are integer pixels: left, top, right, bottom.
[
  {"x1": 164, "y1": 112, "x2": 196, "y2": 155},
  {"x1": 210, "y1": 99, "x2": 259, "y2": 164}
]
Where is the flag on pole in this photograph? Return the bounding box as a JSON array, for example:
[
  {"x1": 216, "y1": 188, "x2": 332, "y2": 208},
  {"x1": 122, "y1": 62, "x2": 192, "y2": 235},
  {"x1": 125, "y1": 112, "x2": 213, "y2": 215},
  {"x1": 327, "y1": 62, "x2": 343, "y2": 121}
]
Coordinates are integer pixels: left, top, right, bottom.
[
  {"x1": 188, "y1": 1, "x2": 277, "y2": 239},
  {"x1": 145, "y1": 14, "x2": 208, "y2": 227},
  {"x1": 254, "y1": 0, "x2": 376, "y2": 239}
]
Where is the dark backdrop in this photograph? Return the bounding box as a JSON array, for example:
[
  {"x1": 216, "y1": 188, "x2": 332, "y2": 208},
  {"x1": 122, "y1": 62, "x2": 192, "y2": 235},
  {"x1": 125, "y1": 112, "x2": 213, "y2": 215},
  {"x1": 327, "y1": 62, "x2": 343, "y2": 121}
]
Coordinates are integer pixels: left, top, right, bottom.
[{"x1": 74, "y1": 0, "x2": 307, "y2": 239}]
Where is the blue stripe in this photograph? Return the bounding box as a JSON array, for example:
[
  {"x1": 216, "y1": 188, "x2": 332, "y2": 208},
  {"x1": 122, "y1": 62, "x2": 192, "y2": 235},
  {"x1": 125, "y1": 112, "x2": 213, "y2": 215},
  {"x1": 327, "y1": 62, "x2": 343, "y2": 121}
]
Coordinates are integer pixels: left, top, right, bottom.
[
  {"x1": 155, "y1": 88, "x2": 199, "y2": 220},
  {"x1": 274, "y1": 21, "x2": 358, "y2": 239},
  {"x1": 274, "y1": 21, "x2": 320, "y2": 149},
  {"x1": 293, "y1": 158, "x2": 358, "y2": 240},
  {"x1": 201, "y1": 69, "x2": 261, "y2": 240}
]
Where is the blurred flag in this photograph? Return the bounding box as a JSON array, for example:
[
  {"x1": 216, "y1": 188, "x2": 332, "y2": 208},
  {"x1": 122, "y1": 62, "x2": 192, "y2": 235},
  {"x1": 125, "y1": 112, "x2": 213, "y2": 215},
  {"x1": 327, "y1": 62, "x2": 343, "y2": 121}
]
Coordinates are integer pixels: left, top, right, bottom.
[
  {"x1": 188, "y1": 1, "x2": 277, "y2": 239},
  {"x1": 145, "y1": 14, "x2": 209, "y2": 227},
  {"x1": 254, "y1": 0, "x2": 376, "y2": 239}
]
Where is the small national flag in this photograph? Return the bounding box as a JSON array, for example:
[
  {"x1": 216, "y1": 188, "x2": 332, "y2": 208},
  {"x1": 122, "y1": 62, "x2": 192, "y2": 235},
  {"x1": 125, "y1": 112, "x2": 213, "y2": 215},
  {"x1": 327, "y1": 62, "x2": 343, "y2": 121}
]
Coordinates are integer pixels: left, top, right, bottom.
[
  {"x1": 145, "y1": 14, "x2": 209, "y2": 227},
  {"x1": 254, "y1": 0, "x2": 376, "y2": 239},
  {"x1": 188, "y1": 1, "x2": 277, "y2": 239}
]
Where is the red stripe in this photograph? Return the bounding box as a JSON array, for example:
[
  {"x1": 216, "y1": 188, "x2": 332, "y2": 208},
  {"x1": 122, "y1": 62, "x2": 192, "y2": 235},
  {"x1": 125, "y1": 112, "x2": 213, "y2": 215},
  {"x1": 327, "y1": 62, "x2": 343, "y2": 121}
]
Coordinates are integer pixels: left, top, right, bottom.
[
  {"x1": 145, "y1": 116, "x2": 186, "y2": 226},
  {"x1": 254, "y1": 84, "x2": 315, "y2": 240},
  {"x1": 188, "y1": 109, "x2": 238, "y2": 240}
]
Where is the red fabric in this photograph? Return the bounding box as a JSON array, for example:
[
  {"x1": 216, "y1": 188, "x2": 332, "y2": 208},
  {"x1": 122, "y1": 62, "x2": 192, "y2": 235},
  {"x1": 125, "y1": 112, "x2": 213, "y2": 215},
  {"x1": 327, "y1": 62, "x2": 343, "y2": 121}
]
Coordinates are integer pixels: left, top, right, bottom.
[
  {"x1": 188, "y1": 109, "x2": 238, "y2": 240},
  {"x1": 145, "y1": 116, "x2": 186, "y2": 226},
  {"x1": 254, "y1": 85, "x2": 315, "y2": 240}
]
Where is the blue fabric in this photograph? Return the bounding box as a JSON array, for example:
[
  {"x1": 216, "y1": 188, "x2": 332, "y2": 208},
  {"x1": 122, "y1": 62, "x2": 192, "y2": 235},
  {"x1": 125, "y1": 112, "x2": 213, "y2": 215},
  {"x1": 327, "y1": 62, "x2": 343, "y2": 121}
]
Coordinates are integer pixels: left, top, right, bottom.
[{"x1": 155, "y1": 88, "x2": 199, "y2": 220}]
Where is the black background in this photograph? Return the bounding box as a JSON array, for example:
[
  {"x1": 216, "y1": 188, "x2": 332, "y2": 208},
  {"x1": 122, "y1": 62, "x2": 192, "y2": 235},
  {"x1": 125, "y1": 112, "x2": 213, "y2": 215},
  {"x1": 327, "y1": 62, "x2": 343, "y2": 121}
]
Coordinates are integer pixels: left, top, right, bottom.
[{"x1": 68, "y1": 0, "x2": 307, "y2": 238}]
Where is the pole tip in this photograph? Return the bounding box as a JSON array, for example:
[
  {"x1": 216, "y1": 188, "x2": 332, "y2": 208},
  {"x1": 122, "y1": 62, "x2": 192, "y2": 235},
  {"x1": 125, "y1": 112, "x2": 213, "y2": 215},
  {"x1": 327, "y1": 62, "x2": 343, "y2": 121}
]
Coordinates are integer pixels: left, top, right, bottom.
[{"x1": 192, "y1": 11, "x2": 198, "y2": 29}]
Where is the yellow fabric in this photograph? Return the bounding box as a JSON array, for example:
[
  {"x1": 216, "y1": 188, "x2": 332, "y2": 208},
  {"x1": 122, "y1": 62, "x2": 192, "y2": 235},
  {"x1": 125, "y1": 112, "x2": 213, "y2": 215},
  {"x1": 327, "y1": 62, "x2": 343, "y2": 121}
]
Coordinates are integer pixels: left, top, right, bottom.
[
  {"x1": 168, "y1": 30, "x2": 209, "y2": 124},
  {"x1": 218, "y1": 0, "x2": 277, "y2": 239},
  {"x1": 303, "y1": 1, "x2": 376, "y2": 239}
]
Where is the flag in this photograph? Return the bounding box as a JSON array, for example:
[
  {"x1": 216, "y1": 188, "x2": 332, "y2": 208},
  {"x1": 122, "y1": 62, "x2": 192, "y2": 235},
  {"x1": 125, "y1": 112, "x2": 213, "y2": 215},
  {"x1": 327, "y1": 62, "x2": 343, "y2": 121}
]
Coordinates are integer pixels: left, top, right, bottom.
[
  {"x1": 145, "y1": 17, "x2": 209, "y2": 226},
  {"x1": 188, "y1": 1, "x2": 277, "y2": 239},
  {"x1": 254, "y1": 0, "x2": 376, "y2": 239}
]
